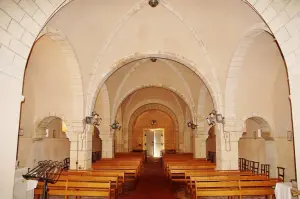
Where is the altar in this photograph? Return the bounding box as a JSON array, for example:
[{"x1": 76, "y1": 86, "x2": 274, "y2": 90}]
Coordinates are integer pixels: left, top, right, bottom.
[{"x1": 275, "y1": 182, "x2": 298, "y2": 199}]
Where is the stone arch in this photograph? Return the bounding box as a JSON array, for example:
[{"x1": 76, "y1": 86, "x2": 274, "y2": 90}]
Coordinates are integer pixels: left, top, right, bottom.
[
  {"x1": 197, "y1": 84, "x2": 210, "y2": 117},
  {"x1": 123, "y1": 99, "x2": 184, "y2": 128},
  {"x1": 240, "y1": 115, "x2": 277, "y2": 177},
  {"x1": 225, "y1": 28, "x2": 274, "y2": 127},
  {"x1": 243, "y1": 116, "x2": 273, "y2": 140},
  {"x1": 127, "y1": 103, "x2": 179, "y2": 152},
  {"x1": 35, "y1": 115, "x2": 68, "y2": 139},
  {"x1": 111, "y1": 58, "x2": 195, "y2": 118},
  {"x1": 35, "y1": 27, "x2": 85, "y2": 130},
  {"x1": 86, "y1": 53, "x2": 221, "y2": 121},
  {"x1": 121, "y1": 98, "x2": 185, "y2": 152},
  {"x1": 113, "y1": 85, "x2": 194, "y2": 123}
]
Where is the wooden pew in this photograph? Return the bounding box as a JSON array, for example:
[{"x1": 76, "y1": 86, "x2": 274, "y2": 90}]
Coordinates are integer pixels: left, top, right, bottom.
[
  {"x1": 194, "y1": 180, "x2": 277, "y2": 198},
  {"x1": 64, "y1": 169, "x2": 138, "y2": 189},
  {"x1": 34, "y1": 181, "x2": 111, "y2": 199},
  {"x1": 57, "y1": 175, "x2": 120, "y2": 196},
  {"x1": 167, "y1": 165, "x2": 216, "y2": 181},
  {"x1": 188, "y1": 174, "x2": 271, "y2": 198}
]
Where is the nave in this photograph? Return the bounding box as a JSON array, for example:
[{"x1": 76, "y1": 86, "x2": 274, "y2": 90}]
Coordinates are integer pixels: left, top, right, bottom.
[
  {"x1": 32, "y1": 152, "x2": 282, "y2": 199},
  {"x1": 6, "y1": 1, "x2": 300, "y2": 198}
]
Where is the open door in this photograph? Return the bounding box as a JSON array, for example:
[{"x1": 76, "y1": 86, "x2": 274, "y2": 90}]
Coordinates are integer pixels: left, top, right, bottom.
[{"x1": 143, "y1": 128, "x2": 165, "y2": 157}]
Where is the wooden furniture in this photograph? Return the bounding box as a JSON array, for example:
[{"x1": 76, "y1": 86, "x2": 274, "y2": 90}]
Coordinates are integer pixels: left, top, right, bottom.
[
  {"x1": 34, "y1": 181, "x2": 111, "y2": 199},
  {"x1": 277, "y1": 167, "x2": 285, "y2": 182},
  {"x1": 261, "y1": 164, "x2": 270, "y2": 177}
]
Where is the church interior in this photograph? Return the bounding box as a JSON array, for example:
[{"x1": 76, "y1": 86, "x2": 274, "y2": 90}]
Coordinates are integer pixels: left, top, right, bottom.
[{"x1": 1, "y1": 0, "x2": 300, "y2": 198}]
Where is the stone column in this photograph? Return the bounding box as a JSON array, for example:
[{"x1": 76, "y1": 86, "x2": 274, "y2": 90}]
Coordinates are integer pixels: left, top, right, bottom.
[
  {"x1": 216, "y1": 123, "x2": 241, "y2": 170},
  {"x1": 68, "y1": 120, "x2": 92, "y2": 170},
  {"x1": 194, "y1": 134, "x2": 209, "y2": 158},
  {"x1": 193, "y1": 118, "x2": 208, "y2": 159},
  {"x1": 122, "y1": 127, "x2": 129, "y2": 152},
  {"x1": 184, "y1": 127, "x2": 192, "y2": 152},
  {"x1": 99, "y1": 118, "x2": 114, "y2": 158}
]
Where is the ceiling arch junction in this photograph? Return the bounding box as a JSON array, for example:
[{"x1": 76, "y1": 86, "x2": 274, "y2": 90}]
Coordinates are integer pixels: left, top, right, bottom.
[
  {"x1": 80, "y1": 0, "x2": 223, "y2": 115},
  {"x1": 45, "y1": 0, "x2": 279, "y2": 132}
]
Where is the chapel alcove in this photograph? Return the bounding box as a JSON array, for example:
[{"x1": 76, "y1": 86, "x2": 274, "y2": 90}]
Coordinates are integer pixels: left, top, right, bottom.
[
  {"x1": 17, "y1": 116, "x2": 70, "y2": 168},
  {"x1": 239, "y1": 117, "x2": 295, "y2": 181},
  {"x1": 131, "y1": 109, "x2": 176, "y2": 156}
]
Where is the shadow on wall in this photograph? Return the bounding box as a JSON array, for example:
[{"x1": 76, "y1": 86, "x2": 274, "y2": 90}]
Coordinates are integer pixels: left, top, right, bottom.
[{"x1": 17, "y1": 117, "x2": 70, "y2": 169}]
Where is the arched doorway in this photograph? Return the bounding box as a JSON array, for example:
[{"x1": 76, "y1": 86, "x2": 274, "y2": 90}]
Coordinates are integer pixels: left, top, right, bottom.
[{"x1": 239, "y1": 116, "x2": 295, "y2": 181}]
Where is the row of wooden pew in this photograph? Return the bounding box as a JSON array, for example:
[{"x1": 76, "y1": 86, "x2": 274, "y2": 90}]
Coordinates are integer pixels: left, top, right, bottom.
[
  {"x1": 34, "y1": 152, "x2": 144, "y2": 199},
  {"x1": 163, "y1": 153, "x2": 281, "y2": 199},
  {"x1": 239, "y1": 157, "x2": 286, "y2": 181}
]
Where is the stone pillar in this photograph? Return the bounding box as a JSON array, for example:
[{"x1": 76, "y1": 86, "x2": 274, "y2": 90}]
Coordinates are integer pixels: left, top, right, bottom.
[
  {"x1": 265, "y1": 141, "x2": 278, "y2": 177},
  {"x1": 184, "y1": 128, "x2": 192, "y2": 152},
  {"x1": 194, "y1": 118, "x2": 208, "y2": 159},
  {"x1": 122, "y1": 127, "x2": 129, "y2": 152},
  {"x1": 68, "y1": 121, "x2": 92, "y2": 170},
  {"x1": 100, "y1": 133, "x2": 114, "y2": 158},
  {"x1": 216, "y1": 123, "x2": 241, "y2": 170},
  {"x1": 99, "y1": 118, "x2": 114, "y2": 158},
  {"x1": 0, "y1": 76, "x2": 23, "y2": 199},
  {"x1": 179, "y1": 128, "x2": 185, "y2": 152},
  {"x1": 194, "y1": 134, "x2": 209, "y2": 158}
]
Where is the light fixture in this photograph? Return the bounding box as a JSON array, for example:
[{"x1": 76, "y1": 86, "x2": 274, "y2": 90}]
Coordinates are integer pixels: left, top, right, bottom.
[
  {"x1": 151, "y1": 120, "x2": 157, "y2": 126},
  {"x1": 206, "y1": 110, "x2": 225, "y2": 126},
  {"x1": 149, "y1": 0, "x2": 159, "y2": 7},
  {"x1": 150, "y1": 57, "x2": 157, "y2": 62},
  {"x1": 110, "y1": 121, "x2": 121, "y2": 130},
  {"x1": 187, "y1": 121, "x2": 198, "y2": 130},
  {"x1": 287, "y1": 130, "x2": 293, "y2": 141},
  {"x1": 83, "y1": 111, "x2": 102, "y2": 127}
]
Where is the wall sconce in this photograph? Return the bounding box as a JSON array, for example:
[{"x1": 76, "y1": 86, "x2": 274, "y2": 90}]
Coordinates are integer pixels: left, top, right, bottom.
[
  {"x1": 149, "y1": 0, "x2": 159, "y2": 7},
  {"x1": 110, "y1": 121, "x2": 121, "y2": 130},
  {"x1": 287, "y1": 130, "x2": 293, "y2": 141},
  {"x1": 84, "y1": 111, "x2": 102, "y2": 127},
  {"x1": 187, "y1": 121, "x2": 198, "y2": 130},
  {"x1": 206, "y1": 110, "x2": 225, "y2": 126},
  {"x1": 151, "y1": 120, "x2": 157, "y2": 126}
]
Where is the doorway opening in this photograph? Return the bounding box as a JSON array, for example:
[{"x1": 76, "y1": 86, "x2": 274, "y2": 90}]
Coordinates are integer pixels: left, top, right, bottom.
[{"x1": 143, "y1": 128, "x2": 165, "y2": 158}]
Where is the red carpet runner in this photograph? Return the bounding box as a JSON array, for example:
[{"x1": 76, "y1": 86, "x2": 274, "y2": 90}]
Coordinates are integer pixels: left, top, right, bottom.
[{"x1": 121, "y1": 159, "x2": 176, "y2": 199}]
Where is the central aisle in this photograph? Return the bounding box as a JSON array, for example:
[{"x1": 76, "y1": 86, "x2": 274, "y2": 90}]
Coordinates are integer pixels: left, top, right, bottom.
[{"x1": 121, "y1": 158, "x2": 176, "y2": 199}]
